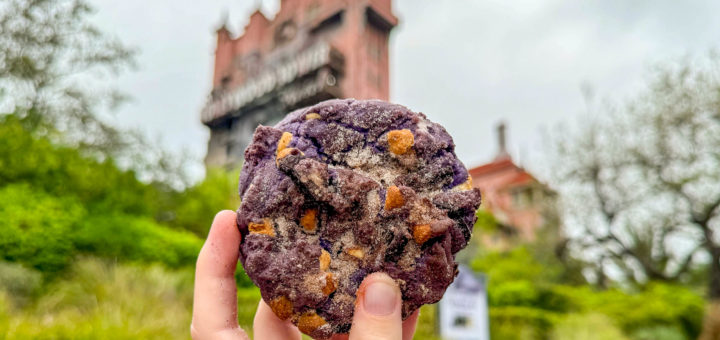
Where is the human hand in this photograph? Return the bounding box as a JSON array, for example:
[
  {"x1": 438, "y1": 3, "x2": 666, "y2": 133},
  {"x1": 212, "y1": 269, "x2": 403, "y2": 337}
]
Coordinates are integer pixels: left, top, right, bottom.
[{"x1": 191, "y1": 210, "x2": 419, "y2": 340}]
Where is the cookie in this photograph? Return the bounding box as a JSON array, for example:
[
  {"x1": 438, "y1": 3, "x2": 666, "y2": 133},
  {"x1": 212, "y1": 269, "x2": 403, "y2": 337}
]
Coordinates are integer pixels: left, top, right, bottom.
[{"x1": 236, "y1": 99, "x2": 481, "y2": 338}]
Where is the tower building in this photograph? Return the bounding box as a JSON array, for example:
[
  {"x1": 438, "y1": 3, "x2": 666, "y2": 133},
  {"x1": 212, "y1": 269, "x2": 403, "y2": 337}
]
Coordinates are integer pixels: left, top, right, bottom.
[{"x1": 202, "y1": 0, "x2": 397, "y2": 167}]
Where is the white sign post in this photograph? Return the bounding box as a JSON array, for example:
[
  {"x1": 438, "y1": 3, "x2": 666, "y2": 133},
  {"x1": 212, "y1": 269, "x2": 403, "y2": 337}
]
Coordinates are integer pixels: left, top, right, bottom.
[{"x1": 438, "y1": 265, "x2": 490, "y2": 340}]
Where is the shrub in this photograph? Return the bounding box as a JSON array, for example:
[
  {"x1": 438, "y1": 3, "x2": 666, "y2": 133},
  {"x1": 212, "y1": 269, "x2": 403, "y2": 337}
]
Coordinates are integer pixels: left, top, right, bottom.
[
  {"x1": 551, "y1": 313, "x2": 629, "y2": 340},
  {"x1": 0, "y1": 184, "x2": 84, "y2": 274},
  {"x1": 166, "y1": 168, "x2": 241, "y2": 237},
  {"x1": 474, "y1": 209, "x2": 499, "y2": 232},
  {"x1": 555, "y1": 283, "x2": 705, "y2": 339},
  {"x1": 491, "y1": 280, "x2": 540, "y2": 307},
  {"x1": 489, "y1": 306, "x2": 558, "y2": 340},
  {"x1": 0, "y1": 184, "x2": 203, "y2": 274},
  {"x1": 0, "y1": 117, "x2": 158, "y2": 216},
  {"x1": 472, "y1": 247, "x2": 550, "y2": 288},
  {"x1": 73, "y1": 214, "x2": 203, "y2": 268},
  {"x1": 471, "y1": 238, "x2": 705, "y2": 339}
]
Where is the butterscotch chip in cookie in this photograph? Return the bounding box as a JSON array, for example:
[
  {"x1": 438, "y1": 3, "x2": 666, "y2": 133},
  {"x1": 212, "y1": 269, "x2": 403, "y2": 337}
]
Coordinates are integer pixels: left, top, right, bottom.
[
  {"x1": 319, "y1": 250, "x2": 331, "y2": 271},
  {"x1": 297, "y1": 312, "x2": 327, "y2": 335},
  {"x1": 384, "y1": 185, "x2": 405, "y2": 210},
  {"x1": 305, "y1": 112, "x2": 322, "y2": 120},
  {"x1": 299, "y1": 208, "x2": 318, "y2": 232},
  {"x1": 345, "y1": 247, "x2": 364, "y2": 259},
  {"x1": 236, "y1": 99, "x2": 481, "y2": 338},
  {"x1": 387, "y1": 129, "x2": 414, "y2": 155},
  {"x1": 322, "y1": 272, "x2": 336, "y2": 295},
  {"x1": 277, "y1": 147, "x2": 303, "y2": 162},
  {"x1": 412, "y1": 224, "x2": 432, "y2": 244},
  {"x1": 276, "y1": 132, "x2": 293, "y2": 154},
  {"x1": 268, "y1": 296, "x2": 293, "y2": 320},
  {"x1": 248, "y1": 218, "x2": 274, "y2": 237}
]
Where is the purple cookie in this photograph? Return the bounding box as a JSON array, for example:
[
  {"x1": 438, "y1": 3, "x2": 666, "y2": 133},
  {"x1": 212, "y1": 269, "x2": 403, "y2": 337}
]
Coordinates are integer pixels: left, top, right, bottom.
[{"x1": 236, "y1": 99, "x2": 481, "y2": 338}]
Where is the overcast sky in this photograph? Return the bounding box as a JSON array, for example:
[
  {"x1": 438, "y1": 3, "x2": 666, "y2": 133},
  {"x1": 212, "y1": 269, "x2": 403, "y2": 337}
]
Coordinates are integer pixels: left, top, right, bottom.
[{"x1": 89, "y1": 0, "x2": 720, "y2": 181}]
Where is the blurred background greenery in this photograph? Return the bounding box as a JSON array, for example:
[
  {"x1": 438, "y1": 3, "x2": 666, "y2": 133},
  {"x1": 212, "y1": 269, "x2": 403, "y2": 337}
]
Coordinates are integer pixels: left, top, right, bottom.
[
  {"x1": 2, "y1": 0, "x2": 720, "y2": 339},
  {"x1": 0, "y1": 108, "x2": 710, "y2": 339}
]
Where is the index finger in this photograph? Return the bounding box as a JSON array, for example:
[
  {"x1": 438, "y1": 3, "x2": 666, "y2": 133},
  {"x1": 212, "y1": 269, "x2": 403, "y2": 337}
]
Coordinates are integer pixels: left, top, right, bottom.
[{"x1": 191, "y1": 210, "x2": 249, "y2": 340}]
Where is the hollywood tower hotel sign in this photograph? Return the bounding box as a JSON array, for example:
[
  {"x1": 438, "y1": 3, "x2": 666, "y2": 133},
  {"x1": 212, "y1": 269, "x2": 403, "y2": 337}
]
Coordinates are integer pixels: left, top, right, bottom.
[{"x1": 201, "y1": 0, "x2": 398, "y2": 167}]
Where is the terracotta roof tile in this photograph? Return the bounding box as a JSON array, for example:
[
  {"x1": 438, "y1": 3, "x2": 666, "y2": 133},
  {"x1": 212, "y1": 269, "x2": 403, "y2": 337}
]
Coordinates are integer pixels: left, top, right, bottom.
[{"x1": 468, "y1": 158, "x2": 516, "y2": 178}]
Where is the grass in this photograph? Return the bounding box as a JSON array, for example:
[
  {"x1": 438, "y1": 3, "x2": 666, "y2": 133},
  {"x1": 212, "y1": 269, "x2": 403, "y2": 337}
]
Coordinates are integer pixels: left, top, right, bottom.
[
  {"x1": 0, "y1": 258, "x2": 445, "y2": 339},
  {"x1": 0, "y1": 258, "x2": 195, "y2": 339}
]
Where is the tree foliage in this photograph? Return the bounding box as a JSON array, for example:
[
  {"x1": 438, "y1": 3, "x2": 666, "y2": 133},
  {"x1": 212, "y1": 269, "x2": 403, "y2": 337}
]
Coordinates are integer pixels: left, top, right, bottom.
[
  {"x1": 0, "y1": 0, "x2": 189, "y2": 187},
  {"x1": 164, "y1": 168, "x2": 241, "y2": 237},
  {"x1": 0, "y1": 115, "x2": 157, "y2": 216},
  {"x1": 470, "y1": 203, "x2": 706, "y2": 340},
  {"x1": 73, "y1": 214, "x2": 202, "y2": 269},
  {"x1": 0, "y1": 115, "x2": 203, "y2": 274},
  {"x1": 0, "y1": 184, "x2": 83, "y2": 274},
  {"x1": 551, "y1": 54, "x2": 720, "y2": 296},
  {"x1": 471, "y1": 244, "x2": 705, "y2": 340},
  {"x1": 0, "y1": 0, "x2": 133, "y2": 145}
]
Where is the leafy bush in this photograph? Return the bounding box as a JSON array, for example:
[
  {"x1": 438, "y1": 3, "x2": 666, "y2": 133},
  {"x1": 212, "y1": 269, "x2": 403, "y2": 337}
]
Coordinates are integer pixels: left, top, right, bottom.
[
  {"x1": 166, "y1": 168, "x2": 241, "y2": 237},
  {"x1": 0, "y1": 184, "x2": 84, "y2": 274},
  {"x1": 73, "y1": 214, "x2": 202, "y2": 268},
  {"x1": 471, "y1": 245, "x2": 705, "y2": 339},
  {"x1": 551, "y1": 313, "x2": 629, "y2": 340},
  {"x1": 490, "y1": 306, "x2": 558, "y2": 340},
  {"x1": 0, "y1": 116, "x2": 158, "y2": 216},
  {"x1": 558, "y1": 283, "x2": 705, "y2": 339},
  {"x1": 491, "y1": 280, "x2": 541, "y2": 308},
  {"x1": 0, "y1": 184, "x2": 203, "y2": 274},
  {"x1": 481, "y1": 280, "x2": 704, "y2": 339},
  {"x1": 472, "y1": 247, "x2": 553, "y2": 287},
  {"x1": 474, "y1": 209, "x2": 499, "y2": 232}
]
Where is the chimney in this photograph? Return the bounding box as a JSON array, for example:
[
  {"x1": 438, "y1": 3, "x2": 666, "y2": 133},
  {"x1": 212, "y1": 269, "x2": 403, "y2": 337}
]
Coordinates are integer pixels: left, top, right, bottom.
[{"x1": 494, "y1": 121, "x2": 511, "y2": 161}]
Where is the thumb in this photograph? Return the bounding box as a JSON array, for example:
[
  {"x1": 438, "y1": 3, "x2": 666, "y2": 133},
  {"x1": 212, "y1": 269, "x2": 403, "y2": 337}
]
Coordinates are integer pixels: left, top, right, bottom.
[{"x1": 349, "y1": 273, "x2": 402, "y2": 340}]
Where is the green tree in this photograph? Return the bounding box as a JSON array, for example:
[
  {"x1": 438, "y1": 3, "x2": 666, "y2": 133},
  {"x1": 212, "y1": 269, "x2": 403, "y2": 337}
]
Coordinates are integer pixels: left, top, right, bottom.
[
  {"x1": 0, "y1": 0, "x2": 189, "y2": 188},
  {"x1": 0, "y1": 115, "x2": 158, "y2": 216},
  {"x1": 0, "y1": 0, "x2": 133, "y2": 146},
  {"x1": 0, "y1": 117, "x2": 203, "y2": 273},
  {"x1": 551, "y1": 53, "x2": 720, "y2": 339}
]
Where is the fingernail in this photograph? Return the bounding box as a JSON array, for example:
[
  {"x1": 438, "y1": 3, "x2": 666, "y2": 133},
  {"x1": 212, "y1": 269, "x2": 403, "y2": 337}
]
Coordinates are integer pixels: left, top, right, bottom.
[{"x1": 363, "y1": 281, "x2": 398, "y2": 316}]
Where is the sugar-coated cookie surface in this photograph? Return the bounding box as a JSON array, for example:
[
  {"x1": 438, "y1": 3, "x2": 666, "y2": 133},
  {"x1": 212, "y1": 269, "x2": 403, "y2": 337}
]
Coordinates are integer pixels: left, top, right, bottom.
[{"x1": 237, "y1": 99, "x2": 481, "y2": 339}]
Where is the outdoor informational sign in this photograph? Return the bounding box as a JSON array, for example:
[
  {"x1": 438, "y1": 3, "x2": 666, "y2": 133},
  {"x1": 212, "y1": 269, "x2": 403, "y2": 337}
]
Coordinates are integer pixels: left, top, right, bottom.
[{"x1": 438, "y1": 265, "x2": 490, "y2": 340}]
